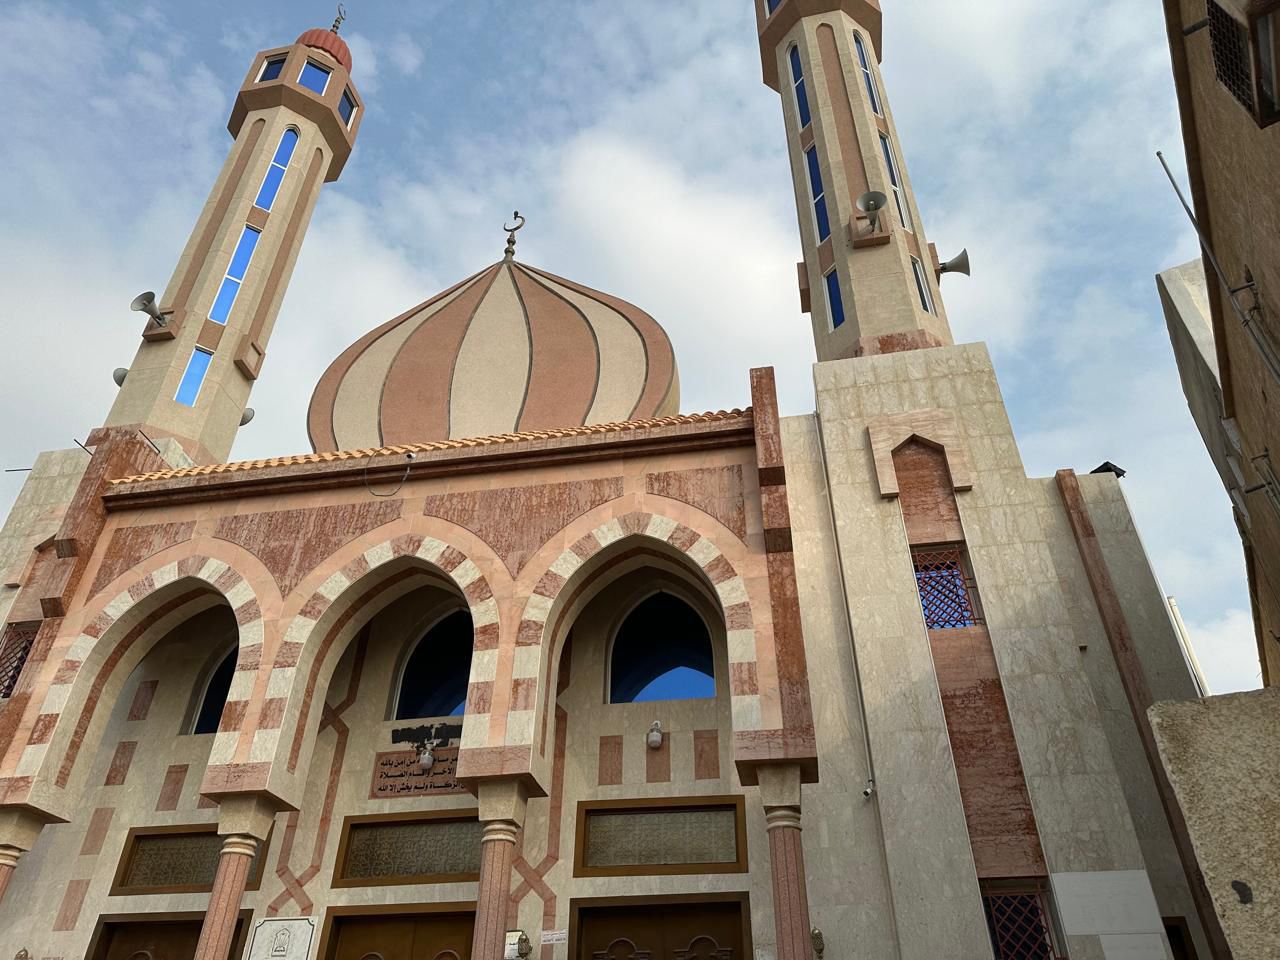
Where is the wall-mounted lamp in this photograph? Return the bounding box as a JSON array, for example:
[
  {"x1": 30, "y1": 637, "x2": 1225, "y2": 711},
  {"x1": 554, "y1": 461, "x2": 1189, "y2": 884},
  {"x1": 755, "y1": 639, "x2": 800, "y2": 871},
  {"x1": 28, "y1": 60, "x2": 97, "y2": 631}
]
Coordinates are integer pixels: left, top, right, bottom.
[
  {"x1": 810, "y1": 928, "x2": 825, "y2": 960},
  {"x1": 646, "y1": 720, "x2": 664, "y2": 750}
]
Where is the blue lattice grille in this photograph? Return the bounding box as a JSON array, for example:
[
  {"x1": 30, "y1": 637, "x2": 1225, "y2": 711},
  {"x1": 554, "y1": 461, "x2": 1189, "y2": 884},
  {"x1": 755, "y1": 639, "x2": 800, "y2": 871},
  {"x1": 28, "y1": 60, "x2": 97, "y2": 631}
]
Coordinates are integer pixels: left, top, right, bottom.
[{"x1": 912, "y1": 546, "x2": 982, "y2": 629}]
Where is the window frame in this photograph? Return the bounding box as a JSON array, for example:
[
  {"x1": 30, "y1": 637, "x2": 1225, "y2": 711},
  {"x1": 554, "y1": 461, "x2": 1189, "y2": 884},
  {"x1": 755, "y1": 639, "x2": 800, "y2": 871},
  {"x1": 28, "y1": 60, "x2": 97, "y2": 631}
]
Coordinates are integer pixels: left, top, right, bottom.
[
  {"x1": 573, "y1": 797, "x2": 748, "y2": 878},
  {"x1": 257, "y1": 56, "x2": 286, "y2": 83},
  {"x1": 110, "y1": 823, "x2": 270, "y2": 896},
  {"x1": 879, "y1": 133, "x2": 914, "y2": 232},
  {"x1": 853, "y1": 32, "x2": 883, "y2": 115},
  {"x1": 174, "y1": 347, "x2": 214, "y2": 407},
  {"x1": 765, "y1": 0, "x2": 784, "y2": 15},
  {"x1": 209, "y1": 224, "x2": 263, "y2": 325},
  {"x1": 298, "y1": 59, "x2": 332, "y2": 95},
  {"x1": 339, "y1": 88, "x2": 358, "y2": 127},
  {"x1": 911, "y1": 543, "x2": 985, "y2": 630},
  {"x1": 911, "y1": 256, "x2": 936, "y2": 315},
  {"x1": 188, "y1": 646, "x2": 237, "y2": 736},
  {"x1": 804, "y1": 145, "x2": 831, "y2": 242},
  {"x1": 391, "y1": 606, "x2": 473, "y2": 721},
  {"x1": 332, "y1": 810, "x2": 483, "y2": 888},
  {"x1": 253, "y1": 128, "x2": 299, "y2": 212},
  {"x1": 824, "y1": 267, "x2": 846, "y2": 330},
  {"x1": 788, "y1": 45, "x2": 812, "y2": 129}
]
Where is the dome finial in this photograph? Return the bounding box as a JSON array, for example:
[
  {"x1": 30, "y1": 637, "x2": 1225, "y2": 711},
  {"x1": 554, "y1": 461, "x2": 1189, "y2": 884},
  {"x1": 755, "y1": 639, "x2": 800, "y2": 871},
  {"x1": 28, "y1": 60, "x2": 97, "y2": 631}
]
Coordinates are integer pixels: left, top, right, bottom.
[
  {"x1": 331, "y1": 3, "x2": 347, "y2": 33},
  {"x1": 503, "y1": 211, "x2": 526, "y2": 260}
]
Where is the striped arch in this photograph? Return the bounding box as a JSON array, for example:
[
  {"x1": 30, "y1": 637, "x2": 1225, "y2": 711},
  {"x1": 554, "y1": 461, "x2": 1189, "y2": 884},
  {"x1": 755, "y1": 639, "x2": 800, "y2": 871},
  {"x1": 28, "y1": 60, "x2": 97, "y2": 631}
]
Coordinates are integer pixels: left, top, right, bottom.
[
  {"x1": 0, "y1": 554, "x2": 265, "y2": 816},
  {"x1": 495, "y1": 510, "x2": 760, "y2": 760},
  {"x1": 245, "y1": 532, "x2": 498, "y2": 796}
]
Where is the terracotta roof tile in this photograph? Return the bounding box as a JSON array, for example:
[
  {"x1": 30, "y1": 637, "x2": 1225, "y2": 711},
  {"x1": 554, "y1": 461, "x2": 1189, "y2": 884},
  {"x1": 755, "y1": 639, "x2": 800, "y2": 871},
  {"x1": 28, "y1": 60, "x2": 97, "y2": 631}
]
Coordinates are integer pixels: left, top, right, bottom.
[{"x1": 110, "y1": 409, "x2": 752, "y2": 485}]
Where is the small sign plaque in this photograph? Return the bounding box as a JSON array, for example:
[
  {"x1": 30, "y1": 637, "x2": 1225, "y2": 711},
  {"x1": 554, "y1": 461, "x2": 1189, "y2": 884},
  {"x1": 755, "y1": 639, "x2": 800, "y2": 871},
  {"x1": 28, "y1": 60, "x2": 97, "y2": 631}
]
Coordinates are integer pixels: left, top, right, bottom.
[
  {"x1": 542, "y1": 930, "x2": 568, "y2": 945},
  {"x1": 370, "y1": 747, "x2": 465, "y2": 798}
]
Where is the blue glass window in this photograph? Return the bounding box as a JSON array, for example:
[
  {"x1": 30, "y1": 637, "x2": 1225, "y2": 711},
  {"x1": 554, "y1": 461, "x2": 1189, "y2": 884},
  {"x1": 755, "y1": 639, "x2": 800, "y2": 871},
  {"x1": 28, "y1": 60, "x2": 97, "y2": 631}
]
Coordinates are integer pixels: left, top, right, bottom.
[
  {"x1": 209, "y1": 226, "x2": 262, "y2": 324},
  {"x1": 258, "y1": 56, "x2": 286, "y2": 83},
  {"x1": 788, "y1": 46, "x2": 811, "y2": 128},
  {"x1": 766, "y1": 0, "x2": 783, "y2": 13},
  {"x1": 854, "y1": 33, "x2": 883, "y2": 115},
  {"x1": 254, "y1": 129, "x2": 298, "y2": 211},
  {"x1": 880, "y1": 133, "x2": 914, "y2": 231},
  {"x1": 175, "y1": 349, "x2": 213, "y2": 407},
  {"x1": 396, "y1": 610, "x2": 473, "y2": 719},
  {"x1": 298, "y1": 60, "x2": 331, "y2": 95},
  {"x1": 339, "y1": 89, "x2": 357, "y2": 126},
  {"x1": 805, "y1": 146, "x2": 830, "y2": 241},
  {"x1": 825, "y1": 269, "x2": 845, "y2": 328}
]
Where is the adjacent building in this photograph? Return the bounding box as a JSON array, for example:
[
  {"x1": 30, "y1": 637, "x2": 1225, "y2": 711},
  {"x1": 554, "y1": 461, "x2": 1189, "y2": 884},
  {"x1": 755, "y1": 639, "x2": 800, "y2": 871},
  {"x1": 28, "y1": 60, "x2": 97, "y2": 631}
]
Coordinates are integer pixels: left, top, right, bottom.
[{"x1": 0, "y1": 4, "x2": 1231, "y2": 960}]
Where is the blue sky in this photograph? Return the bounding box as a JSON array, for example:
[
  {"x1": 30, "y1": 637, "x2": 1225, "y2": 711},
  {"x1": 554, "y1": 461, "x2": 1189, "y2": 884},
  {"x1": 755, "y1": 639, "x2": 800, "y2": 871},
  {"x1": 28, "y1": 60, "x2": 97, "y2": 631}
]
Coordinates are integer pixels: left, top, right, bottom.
[{"x1": 0, "y1": 1, "x2": 1260, "y2": 691}]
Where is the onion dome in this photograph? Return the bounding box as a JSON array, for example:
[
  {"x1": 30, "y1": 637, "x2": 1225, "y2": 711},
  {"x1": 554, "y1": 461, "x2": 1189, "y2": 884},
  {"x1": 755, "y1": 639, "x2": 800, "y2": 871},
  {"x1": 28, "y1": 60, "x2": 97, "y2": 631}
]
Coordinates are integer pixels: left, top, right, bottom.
[
  {"x1": 307, "y1": 259, "x2": 680, "y2": 452},
  {"x1": 297, "y1": 28, "x2": 353, "y2": 72}
]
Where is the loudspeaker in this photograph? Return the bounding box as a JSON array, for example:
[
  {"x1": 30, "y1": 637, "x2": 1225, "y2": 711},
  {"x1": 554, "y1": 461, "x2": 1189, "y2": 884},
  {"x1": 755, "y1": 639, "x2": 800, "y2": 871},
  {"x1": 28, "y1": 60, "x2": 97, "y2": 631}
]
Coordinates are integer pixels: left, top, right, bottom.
[
  {"x1": 130, "y1": 291, "x2": 167, "y2": 326},
  {"x1": 939, "y1": 248, "x2": 971, "y2": 277}
]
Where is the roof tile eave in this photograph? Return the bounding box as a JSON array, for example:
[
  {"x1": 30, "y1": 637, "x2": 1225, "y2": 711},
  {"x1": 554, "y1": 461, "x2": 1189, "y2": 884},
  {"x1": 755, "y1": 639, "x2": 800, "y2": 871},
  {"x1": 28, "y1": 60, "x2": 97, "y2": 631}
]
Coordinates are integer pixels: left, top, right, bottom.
[{"x1": 109, "y1": 408, "x2": 754, "y2": 486}]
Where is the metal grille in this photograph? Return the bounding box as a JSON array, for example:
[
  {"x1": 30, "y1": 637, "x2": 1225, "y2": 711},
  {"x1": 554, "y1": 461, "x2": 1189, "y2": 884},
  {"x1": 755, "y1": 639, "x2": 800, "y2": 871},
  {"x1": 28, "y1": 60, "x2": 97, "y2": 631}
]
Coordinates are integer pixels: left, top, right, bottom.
[
  {"x1": 983, "y1": 891, "x2": 1061, "y2": 960},
  {"x1": 1209, "y1": 0, "x2": 1255, "y2": 111},
  {"x1": 912, "y1": 546, "x2": 981, "y2": 629},
  {"x1": 0, "y1": 624, "x2": 37, "y2": 699}
]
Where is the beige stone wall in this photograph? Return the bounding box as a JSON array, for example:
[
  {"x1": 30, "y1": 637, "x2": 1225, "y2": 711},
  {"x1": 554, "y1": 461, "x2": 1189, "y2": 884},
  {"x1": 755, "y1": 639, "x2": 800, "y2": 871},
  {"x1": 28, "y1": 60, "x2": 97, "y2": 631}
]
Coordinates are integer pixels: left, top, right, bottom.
[{"x1": 1149, "y1": 688, "x2": 1280, "y2": 960}]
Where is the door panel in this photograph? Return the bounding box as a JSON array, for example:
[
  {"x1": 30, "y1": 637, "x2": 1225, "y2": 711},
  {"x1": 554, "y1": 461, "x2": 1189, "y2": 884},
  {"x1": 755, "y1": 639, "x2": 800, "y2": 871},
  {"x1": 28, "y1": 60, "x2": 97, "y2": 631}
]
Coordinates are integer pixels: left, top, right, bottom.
[
  {"x1": 94, "y1": 919, "x2": 247, "y2": 960},
  {"x1": 578, "y1": 902, "x2": 743, "y2": 960},
  {"x1": 331, "y1": 913, "x2": 474, "y2": 960}
]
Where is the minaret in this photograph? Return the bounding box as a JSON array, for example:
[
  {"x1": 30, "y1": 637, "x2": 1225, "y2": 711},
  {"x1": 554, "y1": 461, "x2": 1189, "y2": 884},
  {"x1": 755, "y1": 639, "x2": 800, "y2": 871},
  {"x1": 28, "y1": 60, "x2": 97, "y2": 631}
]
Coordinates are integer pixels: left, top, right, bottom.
[
  {"x1": 757, "y1": 0, "x2": 951, "y2": 360},
  {"x1": 105, "y1": 19, "x2": 363, "y2": 464}
]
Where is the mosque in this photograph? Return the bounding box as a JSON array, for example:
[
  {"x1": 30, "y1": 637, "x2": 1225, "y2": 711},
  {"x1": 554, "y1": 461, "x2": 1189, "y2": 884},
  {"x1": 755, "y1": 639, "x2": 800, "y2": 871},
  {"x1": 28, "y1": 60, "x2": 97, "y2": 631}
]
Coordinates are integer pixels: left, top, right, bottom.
[{"x1": 0, "y1": 3, "x2": 1226, "y2": 960}]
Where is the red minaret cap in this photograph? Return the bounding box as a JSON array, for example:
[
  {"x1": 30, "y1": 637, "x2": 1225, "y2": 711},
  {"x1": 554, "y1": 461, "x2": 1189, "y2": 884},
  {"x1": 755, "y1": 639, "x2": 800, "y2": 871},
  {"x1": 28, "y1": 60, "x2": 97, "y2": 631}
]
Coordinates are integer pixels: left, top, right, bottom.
[{"x1": 296, "y1": 28, "x2": 353, "y2": 72}]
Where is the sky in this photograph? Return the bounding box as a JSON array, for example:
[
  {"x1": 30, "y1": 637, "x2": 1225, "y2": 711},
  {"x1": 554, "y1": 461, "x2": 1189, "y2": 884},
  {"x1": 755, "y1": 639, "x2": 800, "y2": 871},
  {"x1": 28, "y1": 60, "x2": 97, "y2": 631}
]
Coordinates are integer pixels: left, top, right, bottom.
[{"x1": 0, "y1": 1, "x2": 1262, "y2": 693}]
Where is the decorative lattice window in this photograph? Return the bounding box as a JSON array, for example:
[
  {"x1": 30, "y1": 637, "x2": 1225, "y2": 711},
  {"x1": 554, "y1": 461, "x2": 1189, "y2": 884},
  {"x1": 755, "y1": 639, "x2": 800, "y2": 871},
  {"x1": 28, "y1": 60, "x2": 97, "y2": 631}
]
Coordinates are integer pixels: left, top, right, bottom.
[
  {"x1": 0, "y1": 624, "x2": 37, "y2": 699},
  {"x1": 110, "y1": 825, "x2": 267, "y2": 896},
  {"x1": 911, "y1": 545, "x2": 982, "y2": 629},
  {"x1": 983, "y1": 888, "x2": 1062, "y2": 960},
  {"x1": 1209, "y1": 0, "x2": 1256, "y2": 111},
  {"x1": 334, "y1": 814, "x2": 482, "y2": 886},
  {"x1": 575, "y1": 798, "x2": 747, "y2": 877}
]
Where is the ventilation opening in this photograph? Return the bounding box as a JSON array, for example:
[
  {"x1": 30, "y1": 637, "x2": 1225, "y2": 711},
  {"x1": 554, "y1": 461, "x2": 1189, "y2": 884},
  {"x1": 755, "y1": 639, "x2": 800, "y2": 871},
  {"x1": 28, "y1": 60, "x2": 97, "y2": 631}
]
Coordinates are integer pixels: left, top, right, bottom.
[{"x1": 911, "y1": 544, "x2": 984, "y2": 629}]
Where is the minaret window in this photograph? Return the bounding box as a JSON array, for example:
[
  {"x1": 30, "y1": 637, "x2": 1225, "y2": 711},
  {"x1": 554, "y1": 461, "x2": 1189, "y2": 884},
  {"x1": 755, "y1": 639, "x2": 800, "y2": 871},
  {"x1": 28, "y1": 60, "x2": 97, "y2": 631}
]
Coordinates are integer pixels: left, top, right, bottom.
[
  {"x1": 175, "y1": 348, "x2": 214, "y2": 407},
  {"x1": 824, "y1": 269, "x2": 846, "y2": 329},
  {"x1": 804, "y1": 146, "x2": 831, "y2": 242},
  {"x1": 766, "y1": 0, "x2": 783, "y2": 14},
  {"x1": 254, "y1": 129, "x2": 299, "y2": 212},
  {"x1": 853, "y1": 33, "x2": 883, "y2": 115},
  {"x1": 911, "y1": 257, "x2": 936, "y2": 315},
  {"x1": 209, "y1": 225, "x2": 263, "y2": 324},
  {"x1": 258, "y1": 56, "x2": 286, "y2": 83},
  {"x1": 339, "y1": 89, "x2": 358, "y2": 126},
  {"x1": 788, "y1": 46, "x2": 812, "y2": 128},
  {"x1": 879, "y1": 133, "x2": 914, "y2": 232},
  {"x1": 298, "y1": 59, "x2": 331, "y2": 95}
]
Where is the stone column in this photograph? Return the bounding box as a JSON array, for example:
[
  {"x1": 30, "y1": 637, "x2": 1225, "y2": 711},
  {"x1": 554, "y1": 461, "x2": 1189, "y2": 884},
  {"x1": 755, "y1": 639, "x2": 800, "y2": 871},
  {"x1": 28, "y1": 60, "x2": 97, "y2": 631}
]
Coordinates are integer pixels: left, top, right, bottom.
[
  {"x1": 193, "y1": 795, "x2": 277, "y2": 960},
  {"x1": 470, "y1": 780, "x2": 529, "y2": 960},
  {"x1": 0, "y1": 807, "x2": 47, "y2": 908},
  {"x1": 194, "y1": 834, "x2": 258, "y2": 960},
  {"x1": 760, "y1": 765, "x2": 813, "y2": 960}
]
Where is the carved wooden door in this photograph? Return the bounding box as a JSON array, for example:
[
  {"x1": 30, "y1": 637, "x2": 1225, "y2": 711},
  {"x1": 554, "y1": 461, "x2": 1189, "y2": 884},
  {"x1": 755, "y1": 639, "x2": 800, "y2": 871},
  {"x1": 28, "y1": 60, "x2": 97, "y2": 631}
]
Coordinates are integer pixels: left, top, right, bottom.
[
  {"x1": 93, "y1": 918, "x2": 248, "y2": 960},
  {"x1": 331, "y1": 912, "x2": 474, "y2": 960},
  {"x1": 578, "y1": 901, "x2": 744, "y2": 960}
]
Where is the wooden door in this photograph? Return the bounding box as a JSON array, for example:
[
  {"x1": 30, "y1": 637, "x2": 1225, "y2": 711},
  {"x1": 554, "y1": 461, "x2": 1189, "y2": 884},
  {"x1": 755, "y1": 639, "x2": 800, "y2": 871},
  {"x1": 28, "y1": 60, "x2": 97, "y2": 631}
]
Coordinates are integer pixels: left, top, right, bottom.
[
  {"x1": 93, "y1": 918, "x2": 247, "y2": 960},
  {"x1": 578, "y1": 901, "x2": 744, "y2": 960},
  {"x1": 331, "y1": 912, "x2": 475, "y2": 960}
]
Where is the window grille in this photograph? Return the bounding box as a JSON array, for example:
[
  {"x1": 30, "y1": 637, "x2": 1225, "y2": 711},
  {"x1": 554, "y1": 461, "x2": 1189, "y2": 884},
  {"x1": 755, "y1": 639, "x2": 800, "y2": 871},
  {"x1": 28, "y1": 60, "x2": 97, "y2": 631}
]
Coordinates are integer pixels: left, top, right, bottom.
[
  {"x1": 0, "y1": 624, "x2": 37, "y2": 699},
  {"x1": 911, "y1": 545, "x2": 982, "y2": 629},
  {"x1": 983, "y1": 889, "x2": 1062, "y2": 960},
  {"x1": 1208, "y1": 0, "x2": 1255, "y2": 111}
]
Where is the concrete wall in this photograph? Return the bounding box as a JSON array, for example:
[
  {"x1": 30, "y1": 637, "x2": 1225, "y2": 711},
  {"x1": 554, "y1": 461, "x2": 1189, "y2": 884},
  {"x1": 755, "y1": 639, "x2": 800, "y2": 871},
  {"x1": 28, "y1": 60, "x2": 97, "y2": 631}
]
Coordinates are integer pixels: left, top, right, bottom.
[{"x1": 1150, "y1": 688, "x2": 1280, "y2": 960}]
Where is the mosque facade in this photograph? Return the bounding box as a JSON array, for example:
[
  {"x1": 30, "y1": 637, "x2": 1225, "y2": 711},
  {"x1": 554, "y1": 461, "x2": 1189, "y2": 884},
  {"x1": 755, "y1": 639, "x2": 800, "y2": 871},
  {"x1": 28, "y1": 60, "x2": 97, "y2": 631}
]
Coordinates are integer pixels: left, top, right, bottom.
[{"x1": 0, "y1": 3, "x2": 1227, "y2": 960}]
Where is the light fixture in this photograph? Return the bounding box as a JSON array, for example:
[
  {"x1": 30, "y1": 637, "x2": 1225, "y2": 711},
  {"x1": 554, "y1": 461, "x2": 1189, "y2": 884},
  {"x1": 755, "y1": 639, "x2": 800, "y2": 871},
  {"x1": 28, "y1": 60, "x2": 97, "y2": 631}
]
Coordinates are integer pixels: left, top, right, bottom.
[
  {"x1": 646, "y1": 720, "x2": 664, "y2": 750},
  {"x1": 418, "y1": 741, "x2": 436, "y2": 769}
]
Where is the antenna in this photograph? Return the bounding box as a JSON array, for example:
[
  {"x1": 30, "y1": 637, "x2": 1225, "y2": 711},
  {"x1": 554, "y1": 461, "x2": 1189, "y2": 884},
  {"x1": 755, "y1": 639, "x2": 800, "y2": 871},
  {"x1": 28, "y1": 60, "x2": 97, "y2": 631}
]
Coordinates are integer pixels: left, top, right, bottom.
[
  {"x1": 130, "y1": 291, "x2": 167, "y2": 327},
  {"x1": 938, "y1": 248, "x2": 971, "y2": 278},
  {"x1": 855, "y1": 191, "x2": 889, "y2": 234}
]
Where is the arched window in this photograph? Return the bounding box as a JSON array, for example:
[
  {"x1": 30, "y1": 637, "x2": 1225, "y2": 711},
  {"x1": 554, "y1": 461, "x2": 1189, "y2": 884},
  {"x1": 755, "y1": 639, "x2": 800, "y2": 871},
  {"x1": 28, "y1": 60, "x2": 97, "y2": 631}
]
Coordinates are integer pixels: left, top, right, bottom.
[
  {"x1": 609, "y1": 593, "x2": 715, "y2": 703},
  {"x1": 788, "y1": 45, "x2": 812, "y2": 128},
  {"x1": 254, "y1": 128, "x2": 299, "y2": 211},
  {"x1": 853, "y1": 32, "x2": 883, "y2": 115},
  {"x1": 192, "y1": 648, "x2": 237, "y2": 735},
  {"x1": 395, "y1": 610, "x2": 474, "y2": 720}
]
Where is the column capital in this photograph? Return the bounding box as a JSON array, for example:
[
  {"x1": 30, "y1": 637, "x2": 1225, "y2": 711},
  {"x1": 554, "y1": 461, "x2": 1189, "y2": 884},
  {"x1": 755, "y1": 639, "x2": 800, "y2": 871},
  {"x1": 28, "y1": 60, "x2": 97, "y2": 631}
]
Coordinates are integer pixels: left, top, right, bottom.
[
  {"x1": 480, "y1": 820, "x2": 521, "y2": 846},
  {"x1": 0, "y1": 807, "x2": 50, "y2": 853},
  {"x1": 765, "y1": 806, "x2": 804, "y2": 833},
  {"x1": 758, "y1": 762, "x2": 804, "y2": 811},
  {"x1": 220, "y1": 833, "x2": 259, "y2": 859},
  {"x1": 214, "y1": 793, "x2": 282, "y2": 843},
  {"x1": 476, "y1": 778, "x2": 530, "y2": 829}
]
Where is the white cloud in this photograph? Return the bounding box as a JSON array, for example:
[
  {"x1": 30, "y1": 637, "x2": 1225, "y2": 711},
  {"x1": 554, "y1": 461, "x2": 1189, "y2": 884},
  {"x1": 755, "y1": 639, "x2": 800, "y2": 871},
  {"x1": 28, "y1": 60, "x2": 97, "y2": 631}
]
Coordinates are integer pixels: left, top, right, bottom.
[
  {"x1": 386, "y1": 33, "x2": 424, "y2": 76},
  {"x1": 344, "y1": 32, "x2": 380, "y2": 93},
  {"x1": 1183, "y1": 609, "x2": 1265, "y2": 694}
]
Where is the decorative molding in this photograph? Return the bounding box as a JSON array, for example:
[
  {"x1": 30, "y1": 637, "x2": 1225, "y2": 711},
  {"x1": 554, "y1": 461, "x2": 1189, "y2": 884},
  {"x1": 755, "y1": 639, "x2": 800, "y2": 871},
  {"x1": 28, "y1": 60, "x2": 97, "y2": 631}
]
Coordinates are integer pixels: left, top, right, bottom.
[{"x1": 867, "y1": 408, "x2": 974, "y2": 498}]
